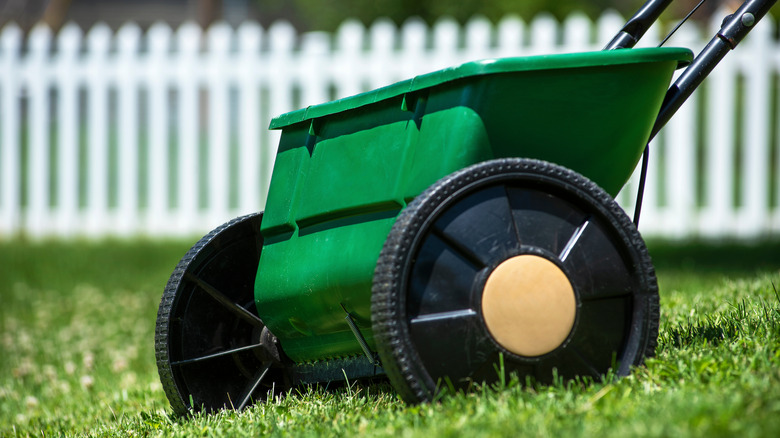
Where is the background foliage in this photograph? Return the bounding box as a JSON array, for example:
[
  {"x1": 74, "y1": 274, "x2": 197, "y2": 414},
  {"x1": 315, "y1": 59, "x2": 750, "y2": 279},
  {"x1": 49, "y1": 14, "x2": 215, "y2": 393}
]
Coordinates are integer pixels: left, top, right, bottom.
[{"x1": 254, "y1": 0, "x2": 727, "y2": 32}]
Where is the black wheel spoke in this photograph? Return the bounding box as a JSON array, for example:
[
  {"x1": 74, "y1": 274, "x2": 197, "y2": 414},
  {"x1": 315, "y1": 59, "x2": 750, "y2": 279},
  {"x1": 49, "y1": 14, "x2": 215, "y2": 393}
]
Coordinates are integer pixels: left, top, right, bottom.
[
  {"x1": 568, "y1": 295, "x2": 632, "y2": 372},
  {"x1": 408, "y1": 233, "x2": 481, "y2": 318},
  {"x1": 534, "y1": 333, "x2": 614, "y2": 383},
  {"x1": 558, "y1": 218, "x2": 591, "y2": 262},
  {"x1": 409, "y1": 308, "x2": 477, "y2": 324},
  {"x1": 506, "y1": 186, "x2": 586, "y2": 254},
  {"x1": 172, "y1": 343, "x2": 264, "y2": 367},
  {"x1": 560, "y1": 218, "x2": 635, "y2": 301},
  {"x1": 434, "y1": 184, "x2": 520, "y2": 265},
  {"x1": 237, "y1": 362, "x2": 273, "y2": 410},
  {"x1": 184, "y1": 272, "x2": 264, "y2": 329},
  {"x1": 407, "y1": 309, "x2": 494, "y2": 382},
  {"x1": 430, "y1": 227, "x2": 486, "y2": 270}
]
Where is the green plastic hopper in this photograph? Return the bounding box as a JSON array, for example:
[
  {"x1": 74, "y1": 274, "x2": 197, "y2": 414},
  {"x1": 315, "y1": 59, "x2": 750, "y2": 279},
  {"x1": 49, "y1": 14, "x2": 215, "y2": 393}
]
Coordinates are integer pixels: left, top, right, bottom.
[{"x1": 255, "y1": 47, "x2": 693, "y2": 362}]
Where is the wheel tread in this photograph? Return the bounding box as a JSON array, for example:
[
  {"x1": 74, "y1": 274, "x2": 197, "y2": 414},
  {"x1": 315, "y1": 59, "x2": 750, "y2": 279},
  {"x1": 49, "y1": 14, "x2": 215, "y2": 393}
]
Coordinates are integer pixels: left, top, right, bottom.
[
  {"x1": 372, "y1": 158, "x2": 659, "y2": 403},
  {"x1": 154, "y1": 213, "x2": 265, "y2": 416}
]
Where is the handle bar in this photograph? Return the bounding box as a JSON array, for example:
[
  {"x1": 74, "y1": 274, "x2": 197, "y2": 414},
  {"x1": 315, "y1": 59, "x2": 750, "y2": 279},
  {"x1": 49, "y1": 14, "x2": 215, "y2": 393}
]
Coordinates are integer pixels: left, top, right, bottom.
[
  {"x1": 650, "y1": 0, "x2": 777, "y2": 140},
  {"x1": 604, "y1": 0, "x2": 778, "y2": 140}
]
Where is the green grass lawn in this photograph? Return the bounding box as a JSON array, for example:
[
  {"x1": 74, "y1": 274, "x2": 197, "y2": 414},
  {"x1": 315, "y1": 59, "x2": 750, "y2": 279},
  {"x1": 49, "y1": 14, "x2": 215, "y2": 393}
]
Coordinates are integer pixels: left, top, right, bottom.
[{"x1": 1, "y1": 238, "x2": 779, "y2": 437}]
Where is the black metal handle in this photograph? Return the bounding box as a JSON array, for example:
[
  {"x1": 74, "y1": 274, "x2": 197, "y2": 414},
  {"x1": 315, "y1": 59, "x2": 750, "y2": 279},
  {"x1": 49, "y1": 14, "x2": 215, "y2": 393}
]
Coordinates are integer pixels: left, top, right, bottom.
[
  {"x1": 603, "y1": 0, "x2": 674, "y2": 50},
  {"x1": 649, "y1": 0, "x2": 778, "y2": 140},
  {"x1": 604, "y1": 0, "x2": 777, "y2": 140}
]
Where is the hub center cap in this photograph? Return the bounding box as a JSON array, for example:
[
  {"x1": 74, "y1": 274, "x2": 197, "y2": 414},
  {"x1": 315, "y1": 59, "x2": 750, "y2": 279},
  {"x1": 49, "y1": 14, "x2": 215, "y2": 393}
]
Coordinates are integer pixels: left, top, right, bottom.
[{"x1": 481, "y1": 254, "x2": 576, "y2": 357}]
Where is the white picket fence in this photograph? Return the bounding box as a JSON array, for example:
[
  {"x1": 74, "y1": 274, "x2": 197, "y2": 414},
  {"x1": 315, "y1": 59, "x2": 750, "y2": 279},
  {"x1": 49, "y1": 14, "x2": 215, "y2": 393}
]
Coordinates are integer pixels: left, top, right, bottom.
[{"x1": 1, "y1": 11, "x2": 779, "y2": 239}]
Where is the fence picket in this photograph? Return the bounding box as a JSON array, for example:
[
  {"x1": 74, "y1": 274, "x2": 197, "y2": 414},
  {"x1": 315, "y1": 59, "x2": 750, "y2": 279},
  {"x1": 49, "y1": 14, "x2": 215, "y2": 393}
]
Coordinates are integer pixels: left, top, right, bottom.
[
  {"x1": 117, "y1": 23, "x2": 142, "y2": 235},
  {"x1": 640, "y1": 133, "x2": 661, "y2": 236},
  {"x1": 0, "y1": 14, "x2": 778, "y2": 239},
  {"x1": 206, "y1": 22, "x2": 232, "y2": 229},
  {"x1": 147, "y1": 22, "x2": 172, "y2": 233},
  {"x1": 496, "y1": 16, "x2": 524, "y2": 57},
  {"x1": 596, "y1": 11, "x2": 625, "y2": 49},
  {"x1": 300, "y1": 32, "x2": 331, "y2": 108},
  {"x1": 85, "y1": 23, "x2": 111, "y2": 235},
  {"x1": 399, "y1": 19, "x2": 428, "y2": 80},
  {"x1": 55, "y1": 23, "x2": 81, "y2": 236},
  {"x1": 770, "y1": 50, "x2": 780, "y2": 234},
  {"x1": 265, "y1": 21, "x2": 296, "y2": 207},
  {"x1": 433, "y1": 18, "x2": 458, "y2": 69},
  {"x1": 26, "y1": 25, "x2": 52, "y2": 236},
  {"x1": 0, "y1": 24, "x2": 21, "y2": 235},
  {"x1": 236, "y1": 21, "x2": 262, "y2": 216},
  {"x1": 702, "y1": 51, "x2": 736, "y2": 237},
  {"x1": 465, "y1": 17, "x2": 492, "y2": 61},
  {"x1": 529, "y1": 13, "x2": 557, "y2": 54},
  {"x1": 368, "y1": 19, "x2": 397, "y2": 89},
  {"x1": 739, "y1": 20, "x2": 772, "y2": 238},
  {"x1": 669, "y1": 25, "x2": 701, "y2": 238},
  {"x1": 563, "y1": 13, "x2": 594, "y2": 51},
  {"x1": 334, "y1": 21, "x2": 364, "y2": 99},
  {"x1": 175, "y1": 22, "x2": 201, "y2": 235}
]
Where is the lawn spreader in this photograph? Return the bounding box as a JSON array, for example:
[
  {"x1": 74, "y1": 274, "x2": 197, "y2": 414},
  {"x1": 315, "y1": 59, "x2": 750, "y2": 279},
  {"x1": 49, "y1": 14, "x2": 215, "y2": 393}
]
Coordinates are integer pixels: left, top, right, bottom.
[{"x1": 154, "y1": 0, "x2": 777, "y2": 415}]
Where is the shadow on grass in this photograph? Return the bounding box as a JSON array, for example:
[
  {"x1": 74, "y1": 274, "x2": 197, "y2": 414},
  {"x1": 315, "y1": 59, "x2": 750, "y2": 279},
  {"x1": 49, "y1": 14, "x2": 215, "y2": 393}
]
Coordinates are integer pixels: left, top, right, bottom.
[
  {"x1": 660, "y1": 312, "x2": 744, "y2": 348},
  {"x1": 647, "y1": 239, "x2": 780, "y2": 274},
  {"x1": 659, "y1": 287, "x2": 780, "y2": 349},
  {"x1": 0, "y1": 238, "x2": 194, "y2": 293}
]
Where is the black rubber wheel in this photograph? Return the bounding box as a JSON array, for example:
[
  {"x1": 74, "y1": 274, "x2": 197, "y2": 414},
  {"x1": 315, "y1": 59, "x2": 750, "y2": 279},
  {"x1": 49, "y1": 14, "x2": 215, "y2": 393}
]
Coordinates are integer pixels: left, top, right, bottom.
[
  {"x1": 155, "y1": 213, "x2": 288, "y2": 415},
  {"x1": 371, "y1": 158, "x2": 659, "y2": 403}
]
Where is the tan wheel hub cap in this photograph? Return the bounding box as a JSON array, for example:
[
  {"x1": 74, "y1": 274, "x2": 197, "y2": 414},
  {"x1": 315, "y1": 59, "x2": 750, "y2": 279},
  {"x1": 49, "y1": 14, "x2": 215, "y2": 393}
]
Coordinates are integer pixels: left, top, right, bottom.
[{"x1": 481, "y1": 254, "x2": 576, "y2": 357}]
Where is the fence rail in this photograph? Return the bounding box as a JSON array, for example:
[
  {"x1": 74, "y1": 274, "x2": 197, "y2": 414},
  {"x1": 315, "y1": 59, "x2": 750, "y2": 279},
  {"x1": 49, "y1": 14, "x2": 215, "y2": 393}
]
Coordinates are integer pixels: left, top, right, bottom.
[{"x1": 1, "y1": 11, "x2": 779, "y2": 239}]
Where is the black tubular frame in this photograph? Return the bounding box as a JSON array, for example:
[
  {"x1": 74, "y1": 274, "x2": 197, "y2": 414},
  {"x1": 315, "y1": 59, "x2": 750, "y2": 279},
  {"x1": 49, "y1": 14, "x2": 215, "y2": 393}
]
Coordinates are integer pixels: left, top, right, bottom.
[
  {"x1": 607, "y1": 0, "x2": 778, "y2": 140},
  {"x1": 603, "y1": 0, "x2": 675, "y2": 50},
  {"x1": 650, "y1": 0, "x2": 778, "y2": 139},
  {"x1": 603, "y1": 0, "x2": 777, "y2": 225}
]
